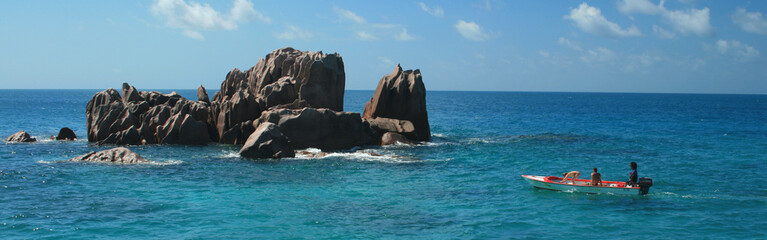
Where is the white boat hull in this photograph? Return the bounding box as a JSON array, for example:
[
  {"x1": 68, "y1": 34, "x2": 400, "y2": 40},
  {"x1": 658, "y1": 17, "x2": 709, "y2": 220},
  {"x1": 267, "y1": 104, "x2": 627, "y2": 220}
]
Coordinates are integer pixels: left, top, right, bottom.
[{"x1": 522, "y1": 175, "x2": 645, "y2": 195}]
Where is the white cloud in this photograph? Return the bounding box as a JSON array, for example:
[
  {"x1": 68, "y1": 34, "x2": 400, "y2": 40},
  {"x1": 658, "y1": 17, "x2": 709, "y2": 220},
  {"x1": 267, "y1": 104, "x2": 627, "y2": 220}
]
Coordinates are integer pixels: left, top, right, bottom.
[
  {"x1": 716, "y1": 40, "x2": 760, "y2": 62},
  {"x1": 625, "y1": 53, "x2": 662, "y2": 73},
  {"x1": 615, "y1": 0, "x2": 713, "y2": 37},
  {"x1": 418, "y1": 2, "x2": 444, "y2": 17},
  {"x1": 395, "y1": 28, "x2": 416, "y2": 41},
  {"x1": 664, "y1": 7, "x2": 712, "y2": 37},
  {"x1": 565, "y1": 3, "x2": 641, "y2": 38},
  {"x1": 653, "y1": 25, "x2": 676, "y2": 39},
  {"x1": 370, "y1": 23, "x2": 398, "y2": 29},
  {"x1": 335, "y1": 8, "x2": 416, "y2": 41},
  {"x1": 378, "y1": 56, "x2": 395, "y2": 68},
  {"x1": 581, "y1": 47, "x2": 617, "y2": 63},
  {"x1": 275, "y1": 25, "x2": 313, "y2": 40},
  {"x1": 732, "y1": 8, "x2": 767, "y2": 35},
  {"x1": 558, "y1": 37, "x2": 582, "y2": 51},
  {"x1": 356, "y1": 31, "x2": 376, "y2": 40},
  {"x1": 455, "y1": 20, "x2": 490, "y2": 41},
  {"x1": 150, "y1": 0, "x2": 268, "y2": 40},
  {"x1": 230, "y1": 0, "x2": 269, "y2": 23},
  {"x1": 335, "y1": 8, "x2": 366, "y2": 24},
  {"x1": 183, "y1": 30, "x2": 205, "y2": 40},
  {"x1": 617, "y1": 0, "x2": 661, "y2": 15}
]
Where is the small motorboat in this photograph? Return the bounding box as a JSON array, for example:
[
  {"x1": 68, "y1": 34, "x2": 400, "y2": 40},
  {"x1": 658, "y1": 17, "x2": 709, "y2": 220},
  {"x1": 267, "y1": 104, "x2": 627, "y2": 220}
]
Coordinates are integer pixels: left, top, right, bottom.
[{"x1": 521, "y1": 175, "x2": 653, "y2": 195}]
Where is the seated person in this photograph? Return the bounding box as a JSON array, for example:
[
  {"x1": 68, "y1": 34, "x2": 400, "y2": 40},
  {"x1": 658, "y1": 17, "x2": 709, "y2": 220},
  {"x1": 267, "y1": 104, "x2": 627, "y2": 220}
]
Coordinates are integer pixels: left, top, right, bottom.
[
  {"x1": 560, "y1": 171, "x2": 580, "y2": 184},
  {"x1": 627, "y1": 162, "x2": 638, "y2": 186},
  {"x1": 590, "y1": 168, "x2": 602, "y2": 186}
]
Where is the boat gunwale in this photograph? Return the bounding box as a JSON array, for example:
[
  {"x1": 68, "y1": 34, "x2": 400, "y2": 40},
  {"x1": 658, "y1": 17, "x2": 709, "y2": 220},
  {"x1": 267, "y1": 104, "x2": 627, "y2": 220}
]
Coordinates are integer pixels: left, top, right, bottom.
[{"x1": 521, "y1": 175, "x2": 639, "y2": 190}]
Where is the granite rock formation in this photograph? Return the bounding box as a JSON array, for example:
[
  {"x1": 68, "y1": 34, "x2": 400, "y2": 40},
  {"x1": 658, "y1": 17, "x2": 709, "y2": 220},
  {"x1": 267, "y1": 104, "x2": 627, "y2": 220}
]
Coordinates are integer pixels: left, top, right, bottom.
[
  {"x1": 55, "y1": 127, "x2": 77, "y2": 140},
  {"x1": 5, "y1": 131, "x2": 36, "y2": 142},
  {"x1": 239, "y1": 122, "x2": 294, "y2": 158},
  {"x1": 68, "y1": 147, "x2": 148, "y2": 164},
  {"x1": 212, "y1": 47, "x2": 346, "y2": 143},
  {"x1": 85, "y1": 48, "x2": 430, "y2": 158},
  {"x1": 254, "y1": 108, "x2": 376, "y2": 150},
  {"x1": 363, "y1": 64, "x2": 430, "y2": 141},
  {"x1": 86, "y1": 83, "x2": 213, "y2": 145}
]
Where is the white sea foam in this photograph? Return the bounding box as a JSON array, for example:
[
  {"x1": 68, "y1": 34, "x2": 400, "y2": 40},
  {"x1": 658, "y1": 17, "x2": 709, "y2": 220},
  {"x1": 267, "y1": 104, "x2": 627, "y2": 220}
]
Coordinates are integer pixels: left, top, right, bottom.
[
  {"x1": 221, "y1": 151, "x2": 241, "y2": 159},
  {"x1": 464, "y1": 138, "x2": 496, "y2": 144},
  {"x1": 148, "y1": 159, "x2": 184, "y2": 166},
  {"x1": 291, "y1": 148, "x2": 443, "y2": 164},
  {"x1": 432, "y1": 133, "x2": 448, "y2": 138}
]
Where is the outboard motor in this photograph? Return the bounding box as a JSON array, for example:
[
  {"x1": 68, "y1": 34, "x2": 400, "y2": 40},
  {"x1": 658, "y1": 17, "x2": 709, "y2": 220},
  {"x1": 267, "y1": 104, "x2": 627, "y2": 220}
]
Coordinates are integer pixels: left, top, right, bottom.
[{"x1": 638, "y1": 177, "x2": 653, "y2": 195}]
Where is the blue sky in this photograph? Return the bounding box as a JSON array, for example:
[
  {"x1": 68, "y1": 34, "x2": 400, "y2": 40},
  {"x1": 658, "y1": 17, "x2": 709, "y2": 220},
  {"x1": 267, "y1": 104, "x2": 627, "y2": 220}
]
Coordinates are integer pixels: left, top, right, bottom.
[{"x1": 1, "y1": 0, "x2": 766, "y2": 94}]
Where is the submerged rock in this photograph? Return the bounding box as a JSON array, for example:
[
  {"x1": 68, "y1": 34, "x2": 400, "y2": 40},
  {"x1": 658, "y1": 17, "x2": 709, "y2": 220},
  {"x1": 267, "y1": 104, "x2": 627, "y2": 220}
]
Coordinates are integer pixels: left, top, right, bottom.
[
  {"x1": 381, "y1": 132, "x2": 415, "y2": 145},
  {"x1": 68, "y1": 147, "x2": 148, "y2": 164},
  {"x1": 55, "y1": 127, "x2": 77, "y2": 140},
  {"x1": 5, "y1": 131, "x2": 36, "y2": 142},
  {"x1": 239, "y1": 122, "x2": 294, "y2": 158},
  {"x1": 363, "y1": 64, "x2": 430, "y2": 141}
]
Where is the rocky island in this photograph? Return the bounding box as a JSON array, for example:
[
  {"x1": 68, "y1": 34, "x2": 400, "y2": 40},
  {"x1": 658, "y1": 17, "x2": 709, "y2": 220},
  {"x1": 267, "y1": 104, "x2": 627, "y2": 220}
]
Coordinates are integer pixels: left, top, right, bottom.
[{"x1": 85, "y1": 47, "x2": 429, "y2": 158}]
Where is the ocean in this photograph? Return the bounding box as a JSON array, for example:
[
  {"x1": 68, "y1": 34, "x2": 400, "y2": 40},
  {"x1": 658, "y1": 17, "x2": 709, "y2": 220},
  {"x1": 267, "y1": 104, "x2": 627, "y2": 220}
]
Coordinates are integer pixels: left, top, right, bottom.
[{"x1": 1, "y1": 89, "x2": 765, "y2": 239}]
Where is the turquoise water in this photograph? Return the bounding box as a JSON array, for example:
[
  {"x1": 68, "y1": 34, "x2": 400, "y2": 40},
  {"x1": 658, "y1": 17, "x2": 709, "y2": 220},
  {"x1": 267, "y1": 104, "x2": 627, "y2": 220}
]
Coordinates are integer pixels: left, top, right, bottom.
[{"x1": 1, "y1": 90, "x2": 766, "y2": 239}]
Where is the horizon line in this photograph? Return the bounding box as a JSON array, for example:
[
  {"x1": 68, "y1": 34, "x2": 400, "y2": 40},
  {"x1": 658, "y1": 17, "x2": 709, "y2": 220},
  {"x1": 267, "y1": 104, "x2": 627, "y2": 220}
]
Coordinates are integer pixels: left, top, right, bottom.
[{"x1": 0, "y1": 88, "x2": 765, "y2": 96}]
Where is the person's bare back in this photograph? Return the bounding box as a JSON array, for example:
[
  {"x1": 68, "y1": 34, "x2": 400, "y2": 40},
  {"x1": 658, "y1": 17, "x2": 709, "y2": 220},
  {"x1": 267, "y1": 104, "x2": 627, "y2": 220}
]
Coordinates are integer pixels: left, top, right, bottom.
[
  {"x1": 561, "y1": 171, "x2": 580, "y2": 184},
  {"x1": 591, "y1": 168, "x2": 602, "y2": 186}
]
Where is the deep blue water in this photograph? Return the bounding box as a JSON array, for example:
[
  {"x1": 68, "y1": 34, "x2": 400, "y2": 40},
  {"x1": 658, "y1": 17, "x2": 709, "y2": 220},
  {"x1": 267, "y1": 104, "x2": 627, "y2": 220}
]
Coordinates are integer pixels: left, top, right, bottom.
[{"x1": 1, "y1": 89, "x2": 766, "y2": 239}]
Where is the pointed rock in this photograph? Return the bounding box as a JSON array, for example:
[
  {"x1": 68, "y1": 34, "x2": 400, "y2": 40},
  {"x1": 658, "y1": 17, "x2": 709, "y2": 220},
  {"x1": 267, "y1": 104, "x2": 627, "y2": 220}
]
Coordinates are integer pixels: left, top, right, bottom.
[
  {"x1": 197, "y1": 85, "x2": 210, "y2": 103},
  {"x1": 363, "y1": 65, "x2": 430, "y2": 141}
]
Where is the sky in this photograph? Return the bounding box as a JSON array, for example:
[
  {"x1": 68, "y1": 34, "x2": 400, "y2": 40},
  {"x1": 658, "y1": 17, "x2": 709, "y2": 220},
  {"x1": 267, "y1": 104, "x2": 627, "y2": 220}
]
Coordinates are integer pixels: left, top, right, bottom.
[{"x1": 1, "y1": 0, "x2": 766, "y2": 94}]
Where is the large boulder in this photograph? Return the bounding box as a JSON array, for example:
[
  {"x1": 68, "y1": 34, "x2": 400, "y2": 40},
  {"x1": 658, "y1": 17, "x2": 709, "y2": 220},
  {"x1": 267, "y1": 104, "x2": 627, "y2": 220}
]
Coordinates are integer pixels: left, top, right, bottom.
[
  {"x1": 215, "y1": 89, "x2": 260, "y2": 140},
  {"x1": 239, "y1": 122, "x2": 294, "y2": 158},
  {"x1": 363, "y1": 64, "x2": 430, "y2": 141},
  {"x1": 68, "y1": 147, "x2": 148, "y2": 164},
  {"x1": 157, "y1": 114, "x2": 210, "y2": 145},
  {"x1": 211, "y1": 47, "x2": 346, "y2": 141},
  {"x1": 220, "y1": 120, "x2": 255, "y2": 145},
  {"x1": 365, "y1": 117, "x2": 415, "y2": 135},
  {"x1": 55, "y1": 127, "x2": 77, "y2": 140},
  {"x1": 87, "y1": 83, "x2": 213, "y2": 145},
  {"x1": 5, "y1": 131, "x2": 36, "y2": 142},
  {"x1": 86, "y1": 88, "x2": 123, "y2": 142},
  {"x1": 256, "y1": 108, "x2": 376, "y2": 150}
]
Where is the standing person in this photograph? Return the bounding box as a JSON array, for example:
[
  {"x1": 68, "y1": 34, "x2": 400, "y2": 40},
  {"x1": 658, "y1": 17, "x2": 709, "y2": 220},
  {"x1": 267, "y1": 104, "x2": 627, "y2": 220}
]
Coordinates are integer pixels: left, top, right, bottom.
[
  {"x1": 590, "y1": 168, "x2": 602, "y2": 186},
  {"x1": 560, "y1": 171, "x2": 580, "y2": 184},
  {"x1": 628, "y1": 162, "x2": 638, "y2": 186}
]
